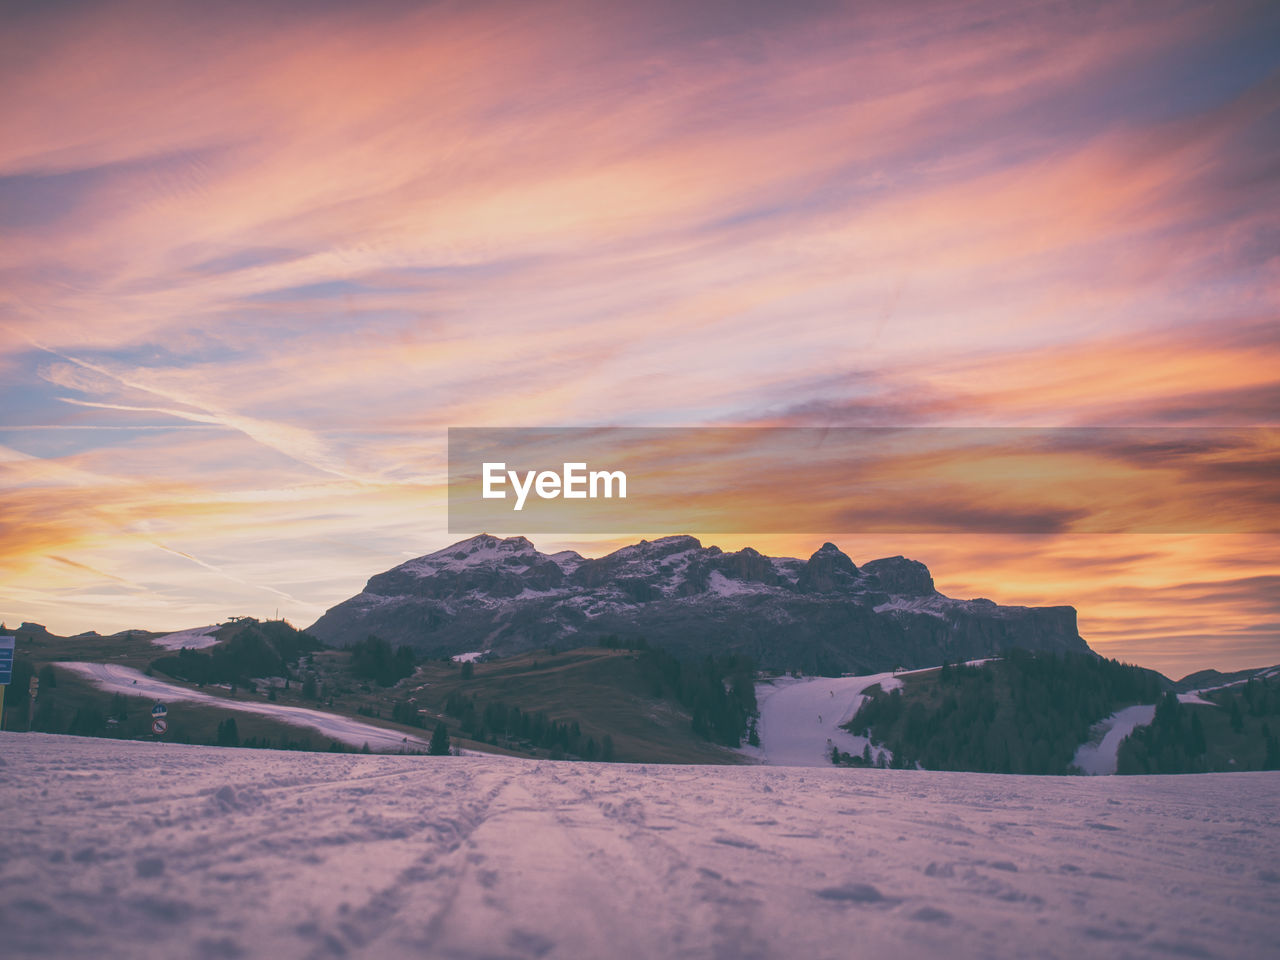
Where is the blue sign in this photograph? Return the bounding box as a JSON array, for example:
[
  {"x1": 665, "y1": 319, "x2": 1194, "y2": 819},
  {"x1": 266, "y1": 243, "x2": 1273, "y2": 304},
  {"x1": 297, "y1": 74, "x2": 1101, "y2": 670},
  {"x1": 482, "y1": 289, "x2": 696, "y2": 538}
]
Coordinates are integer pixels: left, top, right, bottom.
[
  {"x1": 0, "y1": 637, "x2": 13, "y2": 686},
  {"x1": 151, "y1": 703, "x2": 168, "y2": 718}
]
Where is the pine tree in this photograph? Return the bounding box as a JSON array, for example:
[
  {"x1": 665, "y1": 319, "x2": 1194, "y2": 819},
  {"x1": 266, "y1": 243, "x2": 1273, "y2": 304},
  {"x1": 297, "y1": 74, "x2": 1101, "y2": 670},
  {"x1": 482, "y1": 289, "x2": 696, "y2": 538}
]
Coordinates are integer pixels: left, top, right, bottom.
[
  {"x1": 1230, "y1": 699, "x2": 1245, "y2": 734},
  {"x1": 1190, "y1": 711, "x2": 1206, "y2": 755},
  {"x1": 429, "y1": 721, "x2": 450, "y2": 756},
  {"x1": 216, "y1": 717, "x2": 240, "y2": 747}
]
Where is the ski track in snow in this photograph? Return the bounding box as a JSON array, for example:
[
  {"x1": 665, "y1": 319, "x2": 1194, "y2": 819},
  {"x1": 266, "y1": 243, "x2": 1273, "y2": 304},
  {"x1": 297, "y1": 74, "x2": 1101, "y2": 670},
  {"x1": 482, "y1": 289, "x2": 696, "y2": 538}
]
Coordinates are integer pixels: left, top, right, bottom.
[
  {"x1": 61, "y1": 662, "x2": 430, "y2": 752},
  {"x1": 0, "y1": 733, "x2": 1276, "y2": 960}
]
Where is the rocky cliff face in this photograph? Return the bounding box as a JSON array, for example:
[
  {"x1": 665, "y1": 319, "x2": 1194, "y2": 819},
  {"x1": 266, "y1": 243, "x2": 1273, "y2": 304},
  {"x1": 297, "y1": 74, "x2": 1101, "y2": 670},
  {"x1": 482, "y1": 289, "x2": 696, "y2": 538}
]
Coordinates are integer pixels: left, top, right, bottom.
[{"x1": 308, "y1": 534, "x2": 1091, "y2": 674}]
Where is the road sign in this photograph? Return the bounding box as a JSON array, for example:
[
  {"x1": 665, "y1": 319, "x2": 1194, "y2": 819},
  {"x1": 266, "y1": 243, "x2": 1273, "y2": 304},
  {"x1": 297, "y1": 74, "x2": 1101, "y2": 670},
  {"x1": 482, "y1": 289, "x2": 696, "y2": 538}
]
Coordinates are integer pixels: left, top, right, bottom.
[
  {"x1": 152, "y1": 718, "x2": 168, "y2": 735},
  {"x1": 151, "y1": 703, "x2": 168, "y2": 718},
  {"x1": 0, "y1": 636, "x2": 14, "y2": 686}
]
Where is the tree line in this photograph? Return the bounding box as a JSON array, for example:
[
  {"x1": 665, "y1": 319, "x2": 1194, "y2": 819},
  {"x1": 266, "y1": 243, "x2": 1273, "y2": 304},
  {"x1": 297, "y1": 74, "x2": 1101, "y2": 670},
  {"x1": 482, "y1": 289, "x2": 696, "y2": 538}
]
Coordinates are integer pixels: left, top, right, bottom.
[
  {"x1": 149, "y1": 620, "x2": 320, "y2": 685},
  {"x1": 1118, "y1": 677, "x2": 1280, "y2": 773},
  {"x1": 441, "y1": 691, "x2": 615, "y2": 761},
  {"x1": 844, "y1": 650, "x2": 1164, "y2": 774},
  {"x1": 633, "y1": 647, "x2": 758, "y2": 746}
]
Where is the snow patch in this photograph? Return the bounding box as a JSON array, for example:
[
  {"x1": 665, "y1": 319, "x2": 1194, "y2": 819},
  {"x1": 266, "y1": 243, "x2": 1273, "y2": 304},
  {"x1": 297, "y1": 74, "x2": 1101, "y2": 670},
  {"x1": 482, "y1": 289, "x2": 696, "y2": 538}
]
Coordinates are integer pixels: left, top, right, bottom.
[
  {"x1": 60, "y1": 662, "x2": 431, "y2": 751},
  {"x1": 151, "y1": 626, "x2": 220, "y2": 651}
]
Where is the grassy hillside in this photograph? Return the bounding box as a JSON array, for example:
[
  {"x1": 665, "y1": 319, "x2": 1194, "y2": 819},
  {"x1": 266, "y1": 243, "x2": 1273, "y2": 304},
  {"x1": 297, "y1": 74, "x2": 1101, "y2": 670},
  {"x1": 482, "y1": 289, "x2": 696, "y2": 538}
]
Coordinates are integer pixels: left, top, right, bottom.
[
  {"x1": 8, "y1": 667, "x2": 361, "y2": 752},
  {"x1": 1, "y1": 621, "x2": 749, "y2": 763},
  {"x1": 412, "y1": 647, "x2": 750, "y2": 764}
]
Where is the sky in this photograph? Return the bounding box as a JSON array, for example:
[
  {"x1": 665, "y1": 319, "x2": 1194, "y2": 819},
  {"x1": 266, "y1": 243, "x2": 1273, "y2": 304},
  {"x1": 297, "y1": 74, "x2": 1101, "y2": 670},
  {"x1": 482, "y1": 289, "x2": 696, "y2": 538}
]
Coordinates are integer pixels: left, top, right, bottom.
[{"x1": 1, "y1": 0, "x2": 1277, "y2": 678}]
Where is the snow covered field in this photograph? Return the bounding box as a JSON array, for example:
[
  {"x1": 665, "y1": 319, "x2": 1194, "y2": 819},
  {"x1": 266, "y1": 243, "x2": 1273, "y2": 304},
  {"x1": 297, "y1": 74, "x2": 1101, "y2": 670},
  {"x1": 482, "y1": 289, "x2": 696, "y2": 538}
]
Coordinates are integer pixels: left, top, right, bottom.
[
  {"x1": 61, "y1": 662, "x2": 430, "y2": 752},
  {"x1": 1, "y1": 734, "x2": 1275, "y2": 960}
]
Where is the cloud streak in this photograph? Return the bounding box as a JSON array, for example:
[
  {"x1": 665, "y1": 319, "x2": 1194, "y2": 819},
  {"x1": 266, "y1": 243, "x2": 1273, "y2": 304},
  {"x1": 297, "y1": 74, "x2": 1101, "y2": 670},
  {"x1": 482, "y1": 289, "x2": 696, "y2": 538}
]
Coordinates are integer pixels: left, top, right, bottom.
[{"x1": 0, "y1": 0, "x2": 1275, "y2": 672}]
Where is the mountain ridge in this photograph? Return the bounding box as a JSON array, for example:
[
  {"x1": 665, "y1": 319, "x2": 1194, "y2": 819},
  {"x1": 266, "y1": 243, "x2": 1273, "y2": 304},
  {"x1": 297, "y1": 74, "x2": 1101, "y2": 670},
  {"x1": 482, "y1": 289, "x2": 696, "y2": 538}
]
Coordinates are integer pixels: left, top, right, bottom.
[{"x1": 308, "y1": 534, "x2": 1091, "y2": 674}]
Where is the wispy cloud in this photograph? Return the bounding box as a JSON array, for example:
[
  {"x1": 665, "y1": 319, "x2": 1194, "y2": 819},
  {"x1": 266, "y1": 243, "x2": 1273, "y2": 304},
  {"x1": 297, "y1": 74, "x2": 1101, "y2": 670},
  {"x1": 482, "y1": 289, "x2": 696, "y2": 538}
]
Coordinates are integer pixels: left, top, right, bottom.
[{"x1": 0, "y1": 0, "x2": 1275, "y2": 671}]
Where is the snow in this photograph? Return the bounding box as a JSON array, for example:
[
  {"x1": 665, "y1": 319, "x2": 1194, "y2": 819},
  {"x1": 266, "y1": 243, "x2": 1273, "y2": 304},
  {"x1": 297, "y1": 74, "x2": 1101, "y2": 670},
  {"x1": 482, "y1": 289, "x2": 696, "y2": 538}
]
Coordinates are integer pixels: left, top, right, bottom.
[
  {"x1": 450, "y1": 650, "x2": 489, "y2": 663},
  {"x1": 150, "y1": 625, "x2": 220, "y2": 651},
  {"x1": 60, "y1": 662, "x2": 430, "y2": 751},
  {"x1": 749, "y1": 665, "x2": 997, "y2": 768},
  {"x1": 705, "y1": 570, "x2": 768, "y2": 597},
  {"x1": 547, "y1": 549, "x2": 585, "y2": 573},
  {"x1": 873, "y1": 596, "x2": 951, "y2": 618},
  {"x1": 1072, "y1": 696, "x2": 1218, "y2": 775},
  {"x1": 0, "y1": 733, "x2": 1276, "y2": 960},
  {"x1": 750, "y1": 673, "x2": 904, "y2": 766},
  {"x1": 1072, "y1": 704, "x2": 1157, "y2": 776},
  {"x1": 1177, "y1": 692, "x2": 1216, "y2": 707},
  {"x1": 400, "y1": 534, "x2": 540, "y2": 576}
]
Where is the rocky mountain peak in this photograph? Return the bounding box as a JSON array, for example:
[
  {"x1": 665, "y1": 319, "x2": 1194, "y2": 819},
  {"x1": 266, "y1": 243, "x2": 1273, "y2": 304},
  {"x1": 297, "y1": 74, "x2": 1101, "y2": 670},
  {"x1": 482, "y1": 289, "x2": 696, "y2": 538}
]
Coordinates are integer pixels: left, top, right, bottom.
[
  {"x1": 861, "y1": 556, "x2": 935, "y2": 596},
  {"x1": 797, "y1": 542, "x2": 858, "y2": 593}
]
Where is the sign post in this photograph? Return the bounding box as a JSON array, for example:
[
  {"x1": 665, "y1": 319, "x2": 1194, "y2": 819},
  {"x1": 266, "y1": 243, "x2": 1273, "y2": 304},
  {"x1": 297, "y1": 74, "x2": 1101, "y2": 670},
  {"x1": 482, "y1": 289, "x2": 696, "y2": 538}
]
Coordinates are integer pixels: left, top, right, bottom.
[
  {"x1": 151, "y1": 703, "x2": 168, "y2": 737},
  {"x1": 0, "y1": 636, "x2": 14, "y2": 731}
]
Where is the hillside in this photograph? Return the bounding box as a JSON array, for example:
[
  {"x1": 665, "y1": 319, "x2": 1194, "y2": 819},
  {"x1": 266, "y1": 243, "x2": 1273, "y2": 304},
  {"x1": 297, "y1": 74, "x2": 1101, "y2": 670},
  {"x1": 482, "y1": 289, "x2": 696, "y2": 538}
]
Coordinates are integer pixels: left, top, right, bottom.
[
  {"x1": 308, "y1": 534, "x2": 1090, "y2": 673},
  {"x1": 1118, "y1": 676, "x2": 1280, "y2": 774},
  {"x1": 0, "y1": 621, "x2": 749, "y2": 763},
  {"x1": 842, "y1": 651, "x2": 1168, "y2": 774}
]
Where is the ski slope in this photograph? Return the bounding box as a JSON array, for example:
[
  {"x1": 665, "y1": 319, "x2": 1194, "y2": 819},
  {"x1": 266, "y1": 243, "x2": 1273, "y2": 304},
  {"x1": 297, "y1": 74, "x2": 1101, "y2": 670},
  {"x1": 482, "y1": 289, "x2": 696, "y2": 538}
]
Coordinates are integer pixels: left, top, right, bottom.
[
  {"x1": 1073, "y1": 695, "x2": 1219, "y2": 775},
  {"x1": 0, "y1": 733, "x2": 1275, "y2": 960},
  {"x1": 747, "y1": 672, "x2": 903, "y2": 765},
  {"x1": 1072, "y1": 704, "x2": 1157, "y2": 775},
  {"x1": 150, "y1": 626, "x2": 221, "y2": 651},
  {"x1": 61, "y1": 662, "x2": 430, "y2": 752}
]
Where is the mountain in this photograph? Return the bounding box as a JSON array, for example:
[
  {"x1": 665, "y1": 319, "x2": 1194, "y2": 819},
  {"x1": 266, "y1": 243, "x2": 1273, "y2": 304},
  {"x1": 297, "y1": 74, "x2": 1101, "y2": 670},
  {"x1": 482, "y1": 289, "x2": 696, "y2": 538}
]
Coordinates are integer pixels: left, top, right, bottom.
[
  {"x1": 308, "y1": 534, "x2": 1090, "y2": 673},
  {"x1": 1174, "y1": 664, "x2": 1280, "y2": 693}
]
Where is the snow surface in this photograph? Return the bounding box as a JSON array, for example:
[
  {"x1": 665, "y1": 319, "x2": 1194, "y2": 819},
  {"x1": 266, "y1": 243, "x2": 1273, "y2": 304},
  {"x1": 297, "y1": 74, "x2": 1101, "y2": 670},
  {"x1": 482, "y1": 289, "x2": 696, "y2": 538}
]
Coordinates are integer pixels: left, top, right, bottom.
[
  {"x1": 1072, "y1": 704, "x2": 1157, "y2": 776},
  {"x1": 1177, "y1": 692, "x2": 1216, "y2": 707},
  {"x1": 61, "y1": 662, "x2": 430, "y2": 751},
  {"x1": 450, "y1": 650, "x2": 489, "y2": 663},
  {"x1": 150, "y1": 625, "x2": 220, "y2": 651},
  {"x1": 1072, "y1": 696, "x2": 1218, "y2": 775},
  {"x1": 0, "y1": 733, "x2": 1276, "y2": 960},
  {"x1": 872, "y1": 596, "x2": 950, "y2": 619},
  {"x1": 705, "y1": 570, "x2": 768, "y2": 597},
  {"x1": 400, "y1": 534, "x2": 542, "y2": 576},
  {"x1": 749, "y1": 673, "x2": 904, "y2": 766}
]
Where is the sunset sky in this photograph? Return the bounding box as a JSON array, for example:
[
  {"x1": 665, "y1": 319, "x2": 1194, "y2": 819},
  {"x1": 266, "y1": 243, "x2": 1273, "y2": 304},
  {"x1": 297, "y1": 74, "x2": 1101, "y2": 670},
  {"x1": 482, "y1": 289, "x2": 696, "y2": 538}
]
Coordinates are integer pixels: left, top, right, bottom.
[{"x1": 1, "y1": 0, "x2": 1277, "y2": 678}]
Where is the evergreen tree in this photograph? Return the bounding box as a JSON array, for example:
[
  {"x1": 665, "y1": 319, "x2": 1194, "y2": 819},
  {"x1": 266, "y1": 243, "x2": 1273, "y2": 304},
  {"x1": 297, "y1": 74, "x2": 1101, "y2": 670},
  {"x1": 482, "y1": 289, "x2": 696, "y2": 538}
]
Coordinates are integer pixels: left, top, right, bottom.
[
  {"x1": 1229, "y1": 699, "x2": 1244, "y2": 734},
  {"x1": 429, "y1": 721, "x2": 451, "y2": 756},
  {"x1": 217, "y1": 717, "x2": 240, "y2": 747}
]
